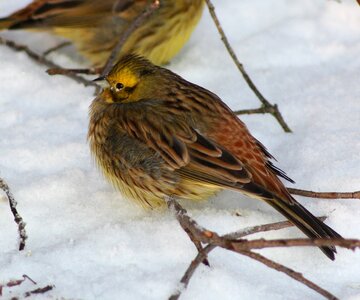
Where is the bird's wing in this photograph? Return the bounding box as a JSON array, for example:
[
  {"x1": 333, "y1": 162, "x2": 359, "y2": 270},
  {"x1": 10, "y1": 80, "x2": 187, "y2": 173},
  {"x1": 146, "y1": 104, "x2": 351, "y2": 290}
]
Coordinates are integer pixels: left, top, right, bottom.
[
  {"x1": 2, "y1": 0, "x2": 148, "y2": 29},
  {"x1": 115, "y1": 100, "x2": 252, "y2": 187}
]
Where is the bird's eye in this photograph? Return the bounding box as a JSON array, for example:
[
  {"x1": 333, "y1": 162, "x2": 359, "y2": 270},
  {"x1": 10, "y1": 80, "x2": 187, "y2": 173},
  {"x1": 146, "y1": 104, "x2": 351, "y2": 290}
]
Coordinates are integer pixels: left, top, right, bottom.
[{"x1": 116, "y1": 83, "x2": 124, "y2": 90}]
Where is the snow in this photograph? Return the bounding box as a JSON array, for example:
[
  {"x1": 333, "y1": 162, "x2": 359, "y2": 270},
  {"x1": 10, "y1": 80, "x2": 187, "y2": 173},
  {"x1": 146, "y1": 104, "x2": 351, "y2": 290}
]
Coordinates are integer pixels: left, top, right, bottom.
[{"x1": 1, "y1": 0, "x2": 360, "y2": 299}]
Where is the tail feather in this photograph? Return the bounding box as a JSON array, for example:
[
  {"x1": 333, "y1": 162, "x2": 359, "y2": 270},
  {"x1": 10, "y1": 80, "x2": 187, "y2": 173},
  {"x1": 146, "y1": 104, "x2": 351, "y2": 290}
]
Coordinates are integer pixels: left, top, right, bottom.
[
  {"x1": 243, "y1": 182, "x2": 342, "y2": 260},
  {"x1": 0, "y1": 18, "x2": 13, "y2": 30},
  {"x1": 265, "y1": 199, "x2": 341, "y2": 260}
]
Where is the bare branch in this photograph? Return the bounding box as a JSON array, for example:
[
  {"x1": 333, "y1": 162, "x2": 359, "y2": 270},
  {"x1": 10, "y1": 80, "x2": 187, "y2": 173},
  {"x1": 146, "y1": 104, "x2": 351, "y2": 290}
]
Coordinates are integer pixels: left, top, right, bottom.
[
  {"x1": 240, "y1": 251, "x2": 338, "y2": 300},
  {"x1": 47, "y1": 67, "x2": 102, "y2": 76},
  {"x1": 0, "y1": 177, "x2": 27, "y2": 251},
  {"x1": 24, "y1": 285, "x2": 55, "y2": 297},
  {"x1": 0, "y1": 275, "x2": 36, "y2": 297},
  {"x1": 0, "y1": 36, "x2": 98, "y2": 88},
  {"x1": 167, "y1": 197, "x2": 346, "y2": 300},
  {"x1": 169, "y1": 218, "x2": 310, "y2": 300},
  {"x1": 227, "y1": 238, "x2": 360, "y2": 252},
  {"x1": 43, "y1": 41, "x2": 71, "y2": 56},
  {"x1": 204, "y1": 0, "x2": 292, "y2": 133},
  {"x1": 288, "y1": 188, "x2": 360, "y2": 199}
]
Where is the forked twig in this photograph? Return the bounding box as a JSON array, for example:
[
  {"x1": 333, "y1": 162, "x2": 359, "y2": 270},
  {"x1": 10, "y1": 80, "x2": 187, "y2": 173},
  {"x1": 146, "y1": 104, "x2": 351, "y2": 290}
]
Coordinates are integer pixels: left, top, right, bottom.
[
  {"x1": 205, "y1": 0, "x2": 292, "y2": 133},
  {"x1": 166, "y1": 197, "x2": 359, "y2": 300},
  {"x1": 169, "y1": 219, "x2": 304, "y2": 300},
  {"x1": 0, "y1": 36, "x2": 98, "y2": 88},
  {"x1": 0, "y1": 177, "x2": 27, "y2": 251},
  {"x1": 0, "y1": 274, "x2": 54, "y2": 298}
]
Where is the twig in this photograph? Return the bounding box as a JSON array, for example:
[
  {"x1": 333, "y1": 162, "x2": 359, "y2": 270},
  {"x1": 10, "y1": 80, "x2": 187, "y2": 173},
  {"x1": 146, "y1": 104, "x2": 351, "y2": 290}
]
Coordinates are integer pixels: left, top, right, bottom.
[
  {"x1": 0, "y1": 275, "x2": 36, "y2": 297},
  {"x1": 233, "y1": 107, "x2": 274, "y2": 116},
  {"x1": 288, "y1": 188, "x2": 360, "y2": 199},
  {"x1": 234, "y1": 105, "x2": 284, "y2": 120},
  {"x1": 0, "y1": 36, "x2": 98, "y2": 88},
  {"x1": 182, "y1": 227, "x2": 210, "y2": 266},
  {"x1": 167, "y1": 197, "x2": 355, "y2": 300},
  {"x1": 225, "y1": 217, "x2": 325, "y2": 239},
  {"x1": 47, "y1": 67, "x2": 102, "y2": 76},
  {"x1": 24, "y1": 285, "x2": 54, "y2": 297},
  {"x1": 204, "y1": 0, "x2": 292, "y2": 133},
  {"x1": 169, "y1": 218, "x2": 307, "y2": 300},
  {"x1": 43, "y1": 41, "x2": 71, "y2": 56},
  {"x1": 101, "y1": 0, "x2": 160, "y2": 76},
  {"x1": 240, "y1": 251, "x2": 338, "y2": 300},
  {"x1": 0, "y1": 177, "x2": 27, "y2": 251},
  {"x1": 171, "y1": 216, "x2": 327, "y2": 300},
  {"x1": 227, "y1": 238, "x2": 360, "y2": 252}
]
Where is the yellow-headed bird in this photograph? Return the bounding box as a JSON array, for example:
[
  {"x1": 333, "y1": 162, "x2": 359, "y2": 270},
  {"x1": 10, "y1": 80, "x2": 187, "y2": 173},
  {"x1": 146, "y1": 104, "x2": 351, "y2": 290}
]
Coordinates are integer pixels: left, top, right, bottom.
[{"x1": 0, "y1": 0, "x2": 205, "y2": 66}]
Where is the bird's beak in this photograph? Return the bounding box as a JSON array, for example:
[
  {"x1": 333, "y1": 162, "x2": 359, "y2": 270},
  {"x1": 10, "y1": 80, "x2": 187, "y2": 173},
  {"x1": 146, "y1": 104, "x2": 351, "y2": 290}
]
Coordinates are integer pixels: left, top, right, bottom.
[
  {"x1": 93, "y1": 76, "x2": 109, "y2": 88},
  {"x1": 93, "y1": 76, "x2": 106, "y2": 82}
]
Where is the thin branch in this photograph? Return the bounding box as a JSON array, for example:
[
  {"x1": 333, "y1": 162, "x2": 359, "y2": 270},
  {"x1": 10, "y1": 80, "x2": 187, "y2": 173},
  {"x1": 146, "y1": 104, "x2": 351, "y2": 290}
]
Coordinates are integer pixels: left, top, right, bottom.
[
  {"x1": 224, "y1": 217, "x2": 325, "y2": 240},
  {"x1": 234, "y1": 104, "x2": 285, "y2": 120},
  {"x1": 167, "y1": 198, "x2": 357, "y2": 253},
  {"x1": 182, "y1": 227, "x2": 210, "y2": 266},
  {"x1": 227, "y1": 238, "x2": 360, "y2": 252},
  {"x1": 0, "y1": 36, "x2": 98, "y2": 88},
  {"x1": 101, "y1": 0, "x2": 160, "y2": 76},
  {"x1": 24, "y1": 285, "x2": 54, "y2": 297},
  {"x1": 167, "y1": 197, "x2": 355, "y2": 300},
  {"x1": 0, "y1": 177, "x2": 27, "y2": 251},
  {"x1": 169, "y1": 248, "x2": 210, "y2": 300},
  {"x1": 240, "y1": 251, "x2": 338, "y2": 300},
  {"x1": 169, "y1": 218, "x2": 307, "y2": 300},
  {"x1": 0, "y1": 275, "x2": 36, "y2": 297},
  {"x1": 47, "y1": 67, "x2": 102, "y2": 76},
  {"x1": 43, "y1": 41, "x2": 71, "y2": 56},
  {"x1": 204, "y1": 0, "x2": 292, "y2": 133},
  {"x1": 288, "y1": 188, "x2": 360, "y2": 199},
  {"x1": 233, "y1": 107, "x2": 273, "y2": 115}
]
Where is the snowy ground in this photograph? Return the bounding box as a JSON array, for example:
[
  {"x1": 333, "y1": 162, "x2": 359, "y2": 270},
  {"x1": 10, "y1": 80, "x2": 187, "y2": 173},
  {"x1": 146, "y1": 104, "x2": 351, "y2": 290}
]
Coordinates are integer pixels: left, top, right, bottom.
[{"x1": 1, "y1": 0, "x2": 360, "y2": 299}]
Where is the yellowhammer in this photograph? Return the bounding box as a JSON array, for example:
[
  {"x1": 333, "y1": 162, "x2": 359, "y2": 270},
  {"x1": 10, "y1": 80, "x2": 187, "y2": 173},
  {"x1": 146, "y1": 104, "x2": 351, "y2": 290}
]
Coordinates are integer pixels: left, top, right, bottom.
[
  {"x1": 88, "y1": 54, "x2": 342, "y2": 260},
  {"x1": 0, "y1": 0, "x2": 205, "y2": 66}
]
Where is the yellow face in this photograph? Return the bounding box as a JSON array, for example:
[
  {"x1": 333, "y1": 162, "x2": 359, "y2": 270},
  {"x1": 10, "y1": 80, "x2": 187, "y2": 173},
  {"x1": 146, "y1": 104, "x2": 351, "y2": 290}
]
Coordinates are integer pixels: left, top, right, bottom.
[
  {"x1": 105, "y1": 67, "x2": 140, "y2": 103},
  {"x1": 98, "y1": 54, "x2": 159, "y2": 104}
]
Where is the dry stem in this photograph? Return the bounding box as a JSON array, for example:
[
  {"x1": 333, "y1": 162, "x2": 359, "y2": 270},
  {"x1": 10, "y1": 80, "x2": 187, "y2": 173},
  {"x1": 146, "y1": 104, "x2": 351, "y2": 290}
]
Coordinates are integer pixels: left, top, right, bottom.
[
  {"x1": 205, "y1": 0, "x2": 292, "y2": 133},
  {"x1": 0, "y1": 36, "x2": 98, "y2": 88},
  {"x1": 166, "y1": 197, "x2": 358, "y2": 300},
  {"x1": 0, "y1": 177, "x2": 27, "y2": 251},
  {"x1": 43, "y1": 41, "x2": 71, "y2": 56},
  {"x1": 288, "y1": 188, "x2": 360, "y2": 199}
]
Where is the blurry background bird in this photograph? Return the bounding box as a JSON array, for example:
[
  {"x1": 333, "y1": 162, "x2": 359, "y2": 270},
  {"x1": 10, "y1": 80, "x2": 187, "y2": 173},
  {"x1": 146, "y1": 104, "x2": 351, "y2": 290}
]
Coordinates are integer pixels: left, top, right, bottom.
[
  {"x1": 88, "y1": 54, "x2": 343, "y2": 260},
  {"x1": 0, "y1": 0, "x2": 205, "y2": 66}
]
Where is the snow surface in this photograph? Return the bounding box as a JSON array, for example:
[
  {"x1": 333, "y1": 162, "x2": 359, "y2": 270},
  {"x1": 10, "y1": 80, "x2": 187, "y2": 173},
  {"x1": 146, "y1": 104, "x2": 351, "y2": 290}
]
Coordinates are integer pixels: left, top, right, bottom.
[{"x1": 1, "y1": 0, "x2": 360, "y2": 299}]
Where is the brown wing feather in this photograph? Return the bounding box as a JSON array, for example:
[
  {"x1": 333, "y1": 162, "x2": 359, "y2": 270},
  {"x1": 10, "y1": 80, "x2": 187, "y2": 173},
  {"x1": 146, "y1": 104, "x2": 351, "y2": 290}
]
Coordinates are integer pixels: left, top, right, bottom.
[
  {"x1": 114, "y1": 100, "x2": 252, "y2": 188},
  {"x1": 1, "y1": 0, "x2": 148, "y2": 29},
  {"x1": 203, "y1": 103, "x2": 295, "y2": 204}
]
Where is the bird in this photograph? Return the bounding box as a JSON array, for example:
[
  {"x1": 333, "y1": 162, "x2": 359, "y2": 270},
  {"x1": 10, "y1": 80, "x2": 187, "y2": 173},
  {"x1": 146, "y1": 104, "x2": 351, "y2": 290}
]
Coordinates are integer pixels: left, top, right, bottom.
[
  {"x1": 0, "y1": 0, "x2": 205, "y2": 66},
  {"x1": 88, "y1": 54, "x2": 342, "y2": 260}
]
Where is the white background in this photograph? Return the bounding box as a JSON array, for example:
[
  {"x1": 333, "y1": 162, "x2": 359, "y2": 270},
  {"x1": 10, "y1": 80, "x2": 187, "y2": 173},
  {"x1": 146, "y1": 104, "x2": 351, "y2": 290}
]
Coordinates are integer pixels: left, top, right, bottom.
[{"x1": 1, "y1": 0, "x2": 360, "y2": 299}]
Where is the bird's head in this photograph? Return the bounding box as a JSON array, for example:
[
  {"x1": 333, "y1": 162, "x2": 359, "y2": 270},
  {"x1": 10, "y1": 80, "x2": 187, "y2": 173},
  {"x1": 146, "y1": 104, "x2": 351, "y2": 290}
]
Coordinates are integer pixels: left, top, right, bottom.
[{"x1": 96, "y1": 54, "x2": 158, "y2": 103}]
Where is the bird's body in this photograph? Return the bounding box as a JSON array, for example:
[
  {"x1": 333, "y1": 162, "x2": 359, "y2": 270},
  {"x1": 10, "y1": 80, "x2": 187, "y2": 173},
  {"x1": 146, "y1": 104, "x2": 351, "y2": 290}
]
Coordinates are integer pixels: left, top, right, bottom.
[
  {"x1": 0, "y1": 0, "x2": 205, "y2": 66},
  {"x1": 88, "y1": 54, "x2": 342, "y2": 260}
]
